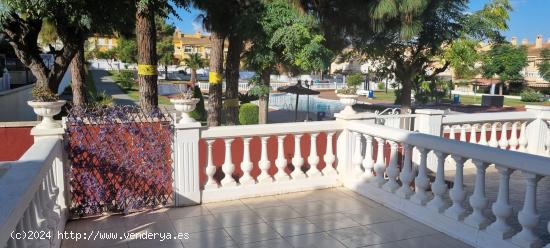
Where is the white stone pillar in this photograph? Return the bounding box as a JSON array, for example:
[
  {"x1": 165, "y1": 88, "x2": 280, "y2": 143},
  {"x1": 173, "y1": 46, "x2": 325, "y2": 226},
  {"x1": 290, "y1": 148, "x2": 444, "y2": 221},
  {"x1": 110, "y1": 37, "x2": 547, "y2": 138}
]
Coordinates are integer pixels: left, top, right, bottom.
[
  {"x1": 413, "y1": 109, "x2": 444, "y2": 171},
  {"x1": 525, "y1": 105, "x2": 550, "y2": 155},
  {"x1": 487, "y1": 166, "x2": 515, "y2": 239},
  {"x1": 174, "y1": 122, "x2": 202, "y2": 206}
]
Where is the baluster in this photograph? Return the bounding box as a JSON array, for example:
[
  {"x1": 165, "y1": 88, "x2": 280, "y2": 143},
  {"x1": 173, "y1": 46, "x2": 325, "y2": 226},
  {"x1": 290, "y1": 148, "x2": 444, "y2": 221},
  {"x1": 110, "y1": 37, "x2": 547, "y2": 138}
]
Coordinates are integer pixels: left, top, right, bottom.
[
  {"x1": 411, "y1": 148, "x2": 430, "y2": 205},
  {"x1": 352, "y1": 132, "x2": 364, "y2": 178},
  {"x1": 449, "y1": 125, "x2": 456, "y2": 140},
  {"x1": 445, "y1": 155, "x2": 467, "y2": 220},
  {"x1": 291, "y1": 134, "x2": 306, "y2": 179},
  {"x1": 489, "y1": 122, "x2": 499, "y2": 148},
  {"x1": 518, "y1": 122, "x2": 528, "y2": 152},
  {"x1": 42, "y1": 172, "x2": 59, "y2": 223},
  {"x1": 258, "y1": 136, "x2": 273, "y2": 183},
  {"x1": 373, "y1": 137, "x2": 386, "y2": 187},
  {"x1": 509, "y1": 122, "x2": 519, "y2": 151},
  {"x1": 460, "y1": 125, "x2": 467, "y2": 142},
  {"x1": 469, "y1": 124, "x2": 478, "y2": 144},
  {"x1": 427, "y1": 151, "x2": 448, "y2": 212},
  {"x1": 512, "y1": 172, "x2": 543, "y2": 247},
  {"x1": 240, "y1": 138, "x2": 255, "y2": 185},
  {"x1": 275, "y1": 135, "x2": 290, "y2": 181},
  {"x1": 323, "y1": 132, "x2": 337, "y2": 175},
  {"x1": 204, "y1": 140, "x2": 218, "y2": 189},
  {"x1": 308, "y1": 133, "x2": 322, "y2": 177},
  {"x1": 361, "y1": 134, "x2": 374, "y2": 182},
  {"x1": 382, "y1": 141, "x2": 400, "y2": 192},
  {"x1": 221, "y1": 138, "x2": 237, "y2": 187},
  {"x1": 479, "y1": 123, "x2": 489, "y2": 146},
  {"x1": 396, "y1": 144, "x2": 413, "y2": 198},
  {"x1": 36, "y1": 181, "x2": 54, "y2": 231},
  {"x1": 464, "y1": 160, "x2": 490, "y2": 229},
  {"x1": 30, "y1": 197, "x2": 50, "y2": 247},
  {"x1": 7, "y1": 236, "x2": 16, "y2": 248},
  {"x1": 498, "y1": 122, "x2": 510, "y2": 150},
  {"x1": 487, "y1": 166, "x2": 515, "y2": 239}
]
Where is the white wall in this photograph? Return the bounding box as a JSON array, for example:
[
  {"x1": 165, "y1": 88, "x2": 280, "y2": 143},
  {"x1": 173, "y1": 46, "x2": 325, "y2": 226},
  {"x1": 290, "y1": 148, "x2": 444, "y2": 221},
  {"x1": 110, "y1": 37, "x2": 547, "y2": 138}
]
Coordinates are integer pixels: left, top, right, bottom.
[{"x1": 0, "y1": 84, "x2": 35, "y2": 122}]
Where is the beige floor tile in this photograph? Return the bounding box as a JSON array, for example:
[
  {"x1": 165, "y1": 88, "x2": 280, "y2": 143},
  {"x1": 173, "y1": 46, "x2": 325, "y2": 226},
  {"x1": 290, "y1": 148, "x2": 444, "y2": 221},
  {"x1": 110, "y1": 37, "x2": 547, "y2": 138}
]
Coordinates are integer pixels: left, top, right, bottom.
[
  {"x1": 289, "y1": 201, "x2": 338, "y2": 216},
  {"x1": 172, "y1": 215, "x2": 223, "y2": 233},
  {"x1": 240, "y1": 196, "x2": 287, "y2": 209},
  {"x1": 165, "y1": 205, "x2": 211, "y2": 219},
  {"x1": 224, "y1": 222, "x2": 281, "y2": 244},
  {"x1": 393, "y1": 233, "x2": 473, "y2": 248},
  {"x1": 305, "y1": 213, "x2": 360, "y2": 231},
  {"x1": 213, "y1": 210, "x2": 264, "y2": 227},
  {"x1": 254, "y1": 205, "x2": 302, "y2": 221},
  {"x1": 205, "y1": 200, "x2": 250, "y2": 214},
  {"x1": 268, "y1": 217, "x2": 323, "y2": 237},
  {"x1": 366, "y1": 219, "x2": 437, "y2": 241},
  {"x1": 327, "y1": 226, "x2": 390, "y2": 248},
  {"x1": 239, "y1": 237, "x2": 293, "y2": 248},
  {"x1": 180, "y1": 229, "x2": 237, "y2": 248},
  {"x1": 284, "y1": 232, "x2": 346, "y2": 248}
]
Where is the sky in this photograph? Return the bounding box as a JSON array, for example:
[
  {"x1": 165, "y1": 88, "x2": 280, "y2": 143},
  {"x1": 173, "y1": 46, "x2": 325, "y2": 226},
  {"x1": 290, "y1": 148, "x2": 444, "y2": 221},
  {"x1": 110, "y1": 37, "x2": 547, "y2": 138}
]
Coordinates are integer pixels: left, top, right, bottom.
[{"x1": 168, "y1": 0, "x2": 550, "y2": 42}]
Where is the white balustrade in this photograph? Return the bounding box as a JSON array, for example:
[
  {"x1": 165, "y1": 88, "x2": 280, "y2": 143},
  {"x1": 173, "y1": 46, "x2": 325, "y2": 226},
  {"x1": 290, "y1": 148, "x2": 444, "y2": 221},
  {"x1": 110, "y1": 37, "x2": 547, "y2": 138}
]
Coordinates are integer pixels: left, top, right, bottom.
[
  {"x1": 470, "y1": 124, "x2": 478, "y2": 144},
  {"x1": 464, "y1": 160, "x2": 490, "y2": 229},
  {"x1": 258, "y1": 136, "x2": 273, "y2": 183},
  {"x1": 361, "y1": 134, "x2": 374, "y2": 182},
  {"x1": 444, "y1": 155, "x2": 467, "y2": 220},
  {"x1": 352, "y1": 132, "x2": 364, "y2": 178},
  {"x1": 308, "y1": 133, "x2": 322, "y2": 177},
  {"x1": 509, "y1": 122, "x2": 520, "y2": 151},
  {"x1": 373, "y1": 138, "x2": 386, "y2": 187},
  {"x1": 519, "y1": 122, "x2": 528, "y2": 152},
  {"x1": 204, "y1": 140, "x2": 218, "y2": 189},
  {"x1": 427, "y1": 151, "x2": 448, "y2": 212},
  {"x1": 396, "y1": 144, "x2": 413, "y2": 198},
  {"x1": 512, "y1": 173, "x2": 543, "y2": 247},
  {"x1": 323, "y1": 132, "x2": 337, "y2": 175},
  {"x1": 498, "y1": 122, "x2": 510, "y2": 149},
  {"x1": 382, "y1": 141, "x2": 399, "y2": 192},
  {"x1": 275, "y1": 135, "x2": 290, "y2": 181},
  {"x1": 410, "y1": 147, "x2": 430, "y2": 205},
  {"x1": 198, "y1": 121, "x2": 341, "y2": 202},
  {"x1": 240, "y1": 138, "x2": 255, "y2": 185},
  {"x1": 291, "y1": 134, "x2": 306, "y2": 179},
  {"x1": 489, "y1": 123, "x2": 499, "y2": 148},
  {"x1": 487, "y1": 166, "x2": 515, "y2": 239},
  {"x1": 1, "y1": 137, "x2": 66, "y2": 248},
  {"x1": 479, "y1": 124, "x2": 489, "y2": 146}
]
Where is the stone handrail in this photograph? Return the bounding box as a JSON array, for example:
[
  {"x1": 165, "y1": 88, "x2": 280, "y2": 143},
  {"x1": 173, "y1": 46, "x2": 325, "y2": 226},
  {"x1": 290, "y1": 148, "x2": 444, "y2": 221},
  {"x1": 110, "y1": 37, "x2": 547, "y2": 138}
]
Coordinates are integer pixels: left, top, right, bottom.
[
  {"x1": 0, "y1": 137, "x2": 66, "y2": 248},
  {"x1": 344, "y1": 121, "x2": 550, "y2": 247},
  {"x1": 201, "y1": 120, "x2": 342, "y2": 139}
]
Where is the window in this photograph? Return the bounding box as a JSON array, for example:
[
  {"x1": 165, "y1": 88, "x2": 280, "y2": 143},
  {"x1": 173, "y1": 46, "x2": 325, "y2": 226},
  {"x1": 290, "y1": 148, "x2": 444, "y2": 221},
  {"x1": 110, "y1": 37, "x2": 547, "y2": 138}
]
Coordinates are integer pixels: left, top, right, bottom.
[
  {"x1": 184, "y1": 46, "x2": 192, "y2": 53},
  {"x1": 98, "y1": 38, "x2": 105, "y2": 45}
]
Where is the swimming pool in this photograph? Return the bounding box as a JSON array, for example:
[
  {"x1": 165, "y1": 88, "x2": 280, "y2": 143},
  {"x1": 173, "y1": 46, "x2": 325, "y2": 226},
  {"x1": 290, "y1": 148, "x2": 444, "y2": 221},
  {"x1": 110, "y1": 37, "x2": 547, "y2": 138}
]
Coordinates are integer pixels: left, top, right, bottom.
[{"x1": 269, "y1": 93, "x2": 344, "y2": 117}]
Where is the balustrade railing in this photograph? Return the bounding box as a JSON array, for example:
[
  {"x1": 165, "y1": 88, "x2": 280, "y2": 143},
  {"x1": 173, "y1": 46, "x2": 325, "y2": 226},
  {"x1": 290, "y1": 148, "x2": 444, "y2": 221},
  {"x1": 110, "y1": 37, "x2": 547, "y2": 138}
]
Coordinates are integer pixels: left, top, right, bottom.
[
  {"x1": 0, "y1": 137, "x2": 66, "y2": 248},
  {"x1": 345, "y1": 121, "x2": 550, "y2": 248},
  {"x1": 198, "y1": 121, "x2": 342, "y2": 202}
]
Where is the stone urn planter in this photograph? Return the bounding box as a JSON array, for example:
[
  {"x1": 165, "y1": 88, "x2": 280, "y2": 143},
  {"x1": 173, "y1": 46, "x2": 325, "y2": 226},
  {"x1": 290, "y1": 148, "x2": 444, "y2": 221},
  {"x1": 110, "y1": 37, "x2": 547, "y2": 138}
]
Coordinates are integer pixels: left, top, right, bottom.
[
  {"x1": 171, "y1": 98, "x2": 200, "y2": 124},
  {"x1": 27, "y1": 100, "x2": 67, "y2": 129},
  {"x1": 337, "y1": 94, "x2": 358, "y2": 115}
]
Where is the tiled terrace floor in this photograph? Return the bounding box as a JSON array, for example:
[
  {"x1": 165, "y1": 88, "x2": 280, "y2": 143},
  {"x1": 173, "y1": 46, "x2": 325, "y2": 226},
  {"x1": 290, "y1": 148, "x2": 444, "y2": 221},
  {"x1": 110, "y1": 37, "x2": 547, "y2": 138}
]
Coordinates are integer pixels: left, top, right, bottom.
[{"x1": 62, "y1": 188, "x2": 471, "y2": 248}]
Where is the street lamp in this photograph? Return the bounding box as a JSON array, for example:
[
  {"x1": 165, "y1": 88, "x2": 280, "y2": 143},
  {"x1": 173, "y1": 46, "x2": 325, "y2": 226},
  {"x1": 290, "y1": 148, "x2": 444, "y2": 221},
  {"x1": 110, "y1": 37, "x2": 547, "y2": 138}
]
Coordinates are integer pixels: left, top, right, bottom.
[{"x1": 305, "y1": 80, "x2": 313, "y2": 122}]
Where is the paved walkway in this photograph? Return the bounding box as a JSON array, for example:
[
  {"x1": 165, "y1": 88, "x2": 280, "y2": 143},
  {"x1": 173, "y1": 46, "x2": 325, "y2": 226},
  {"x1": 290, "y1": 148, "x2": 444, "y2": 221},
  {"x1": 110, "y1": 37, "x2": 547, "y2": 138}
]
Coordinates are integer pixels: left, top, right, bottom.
[
  {"x1": 90, "y1": 70, "x2": 137, "y2": 106},
  {"x1": 62, "y1": 188, "x2": 470, "y2": 248}
]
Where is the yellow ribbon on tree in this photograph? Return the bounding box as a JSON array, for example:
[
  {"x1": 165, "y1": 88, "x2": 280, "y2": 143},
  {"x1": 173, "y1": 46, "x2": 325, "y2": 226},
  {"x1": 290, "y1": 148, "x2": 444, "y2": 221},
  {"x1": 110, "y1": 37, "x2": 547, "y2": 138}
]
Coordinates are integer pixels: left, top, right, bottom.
[
  {"x1": 137, "y1": 64, "x2": 158, "y2": 76},
  {"x1": 223, "y1": 98, "x2": 240, "y2": 108},
  {"x1": 209, "y1": 71, "x2": 223, "y2": 85}
]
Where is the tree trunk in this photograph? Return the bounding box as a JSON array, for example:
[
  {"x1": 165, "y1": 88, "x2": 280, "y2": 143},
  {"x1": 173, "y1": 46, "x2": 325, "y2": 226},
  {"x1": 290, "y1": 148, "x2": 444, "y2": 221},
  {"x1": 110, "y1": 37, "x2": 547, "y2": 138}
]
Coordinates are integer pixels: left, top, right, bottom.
[
  {"x1": 499, "y1": 82, "x2": 504, "y2": 95},
  {"x1": 70, "y1": 41, "x2": 88, "y2": 106},
  {"x1": 224, "y1": 34, "x2": 243, "y2": 125},
  {"x1": 207, "y1": 32, "x2": 225, "y2": 126},
  {"x1": 258, "y1": 69, "x2": 270, "y2": 124},
  {"x1": 400, "y1": 79, "x2": 412, "y2": 112},
  {"x1": 136, "y1": 4, "x2": 158, "y2": 112},
  {"x1": 190, "y1": 69, "x2": 197, "y2": 86},
  {"x1": 165, "y1": 65, "x2": 168, "y2": 80}
]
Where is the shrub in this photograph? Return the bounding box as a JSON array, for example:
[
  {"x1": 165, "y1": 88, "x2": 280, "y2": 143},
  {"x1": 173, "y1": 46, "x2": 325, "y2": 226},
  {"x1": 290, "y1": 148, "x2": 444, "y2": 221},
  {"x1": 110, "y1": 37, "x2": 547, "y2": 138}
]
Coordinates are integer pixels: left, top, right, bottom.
[
  {"x1": 93, "y1": 91, "x2": 114, "y2": 106},
  {"x1": 32, "y1": 84, "x2": 58, "y2": 102},
  {"x1": 189, "y1": 86, "x2": 206, "y2": 121},
  {"x1": 239, "y1": 92, "x2": 259, "y2": 104},
  {"x1": 520, "y1": 88, "x2": 543, "y2": 102},
  {"x1": 239, "y1": 103, "x2": 259, "y2": 125},
  {"x1": 377, "y1": 82, "x2": 385, "y2": 90},
  {"x1": 112, "y1": 70, "x2": 134, "y2": 90},
  {"x1": 346, "y1": 73, "x2": 363, "y2": 88}
]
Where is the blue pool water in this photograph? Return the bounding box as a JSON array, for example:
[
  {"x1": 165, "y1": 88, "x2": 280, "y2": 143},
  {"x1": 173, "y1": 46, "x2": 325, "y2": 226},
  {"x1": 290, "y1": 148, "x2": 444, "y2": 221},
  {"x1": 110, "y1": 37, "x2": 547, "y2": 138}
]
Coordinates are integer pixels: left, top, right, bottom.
[{"x1": 269, "y1": 93, "x2": 344, "y2": 117}]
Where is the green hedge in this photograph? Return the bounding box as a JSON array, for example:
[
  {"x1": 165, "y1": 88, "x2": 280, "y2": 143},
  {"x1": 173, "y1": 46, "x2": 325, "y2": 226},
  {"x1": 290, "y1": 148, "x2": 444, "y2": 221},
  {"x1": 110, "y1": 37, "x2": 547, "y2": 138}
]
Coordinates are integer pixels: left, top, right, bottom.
[
  {"x1": 189, "y1": 86, "x2": 206, "y2": 121},
  {"x1": 520, "y1": 88, "x2": 543, "y2": 102},
  {"x1": 239, "y1": 103, "x2": 259, "y2": 125}
]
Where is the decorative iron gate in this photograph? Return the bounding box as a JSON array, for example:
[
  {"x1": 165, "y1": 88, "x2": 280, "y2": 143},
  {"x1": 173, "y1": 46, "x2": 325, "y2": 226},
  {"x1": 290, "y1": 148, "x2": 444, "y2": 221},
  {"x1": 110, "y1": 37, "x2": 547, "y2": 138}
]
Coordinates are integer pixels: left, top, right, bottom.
[{"x1": 65, "y1": 106, "x2": 173, "y2": 217}]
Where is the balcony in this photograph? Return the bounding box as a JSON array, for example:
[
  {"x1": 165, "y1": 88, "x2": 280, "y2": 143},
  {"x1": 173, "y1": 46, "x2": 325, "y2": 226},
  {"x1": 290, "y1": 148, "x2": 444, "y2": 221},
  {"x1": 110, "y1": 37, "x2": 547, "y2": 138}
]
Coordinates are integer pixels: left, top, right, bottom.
[{"x1": 1, "y1": 105, "x2": 549, "y2": 248}]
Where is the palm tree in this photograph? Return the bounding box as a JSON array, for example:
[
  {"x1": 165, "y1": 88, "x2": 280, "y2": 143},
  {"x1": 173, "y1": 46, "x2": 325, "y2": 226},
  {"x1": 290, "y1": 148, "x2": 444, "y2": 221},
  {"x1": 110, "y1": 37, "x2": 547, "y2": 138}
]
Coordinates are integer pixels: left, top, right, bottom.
[{"x1": 182, "y1": 53, "x2": 206, "y2": 86}]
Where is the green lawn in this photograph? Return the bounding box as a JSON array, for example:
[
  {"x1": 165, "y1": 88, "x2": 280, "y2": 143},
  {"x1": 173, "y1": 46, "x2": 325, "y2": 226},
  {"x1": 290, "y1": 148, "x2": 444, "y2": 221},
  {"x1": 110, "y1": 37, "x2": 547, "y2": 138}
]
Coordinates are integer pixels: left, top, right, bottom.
[{"x1": 364, "y1": 89, "x2": 550, "y2": 107}]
